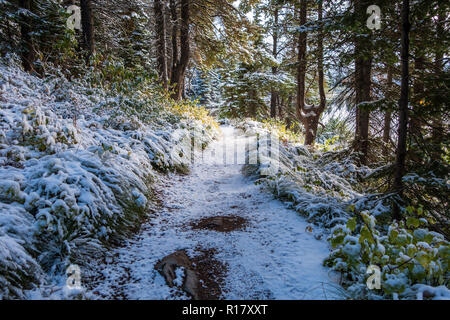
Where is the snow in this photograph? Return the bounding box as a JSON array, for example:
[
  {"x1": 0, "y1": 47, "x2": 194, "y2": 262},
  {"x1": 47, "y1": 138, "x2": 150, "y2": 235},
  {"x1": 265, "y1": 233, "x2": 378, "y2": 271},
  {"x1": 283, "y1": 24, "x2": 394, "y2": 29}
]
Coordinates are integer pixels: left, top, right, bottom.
[
  {"x1": 0, "y1": 59, "x2": 215, "y2": 298},
  {"x1": 173, "y1": 267, "x2": 185, "y2": 287},
  {"x1": 415, "y1": 285, "x2": 450, "y2": 300},
  {"x1": 1, "y1": 56, "x2": 446, "y2": 300},
  {"x1": 84, "y1": 126, "x2": 342, "y2": 300}
]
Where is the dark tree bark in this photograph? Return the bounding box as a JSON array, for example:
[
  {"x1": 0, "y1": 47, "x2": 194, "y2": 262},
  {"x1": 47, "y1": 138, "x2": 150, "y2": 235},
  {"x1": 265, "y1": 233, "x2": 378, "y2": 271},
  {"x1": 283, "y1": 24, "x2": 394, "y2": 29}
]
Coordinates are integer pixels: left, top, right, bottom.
[
  {"x1": 270, "y1": 7, "x2": 279, "y2": 118},
  {"x1": 303, "y1": 0, "x2": 326, "y2": 145},
  {"x1": 409, "y1": 54, "x2": 424, "y2": 161},
  {"x1": 393, "y1": 0, "x2": 410, "y2": 221},
  {"x1": 248, "y1": 89, "x2": 258, "y2": 118},
  {"x1": 285, "y1": 94, "x2": 293, "y2": 128},
  {"x1": 383, "y1": 68, "x2": 393, "y2": 155},
  {"x1": 155, "y1": 0, "x2": 168, "y2": 90},
  {"x1": 409, "y1": 6, "x2": 430, "y2": 163},
  {"x1": 19, "y1": 0, "x2": 35, "y2": 72},
  {"x1": 80, "y1": 0, "x2": 95, "y2": 59},
  {"x1": 296, "y1": 0, "x2": 307, "y2": 122},
  {"x1": 431, "y1": 7, "x2": 444, "y2": 158},
  {"x1": 317, "y1": 0, "x2": 326, "y2": 115},
  {"x1": 170, "y1": 0, "x2": 178, "y2": 80},
  {"x1": 278, "y1": 95, "x2": 283, "y2": 119},
  {"x1": 170, "y1": 0, "x2": 190, "y2": 100},
  {"x1": 354, "y1": 0, "x2": 372, "y2": 164},
  {"x1": 383, "y1": 111, "x2": 392, "y2": 154}
]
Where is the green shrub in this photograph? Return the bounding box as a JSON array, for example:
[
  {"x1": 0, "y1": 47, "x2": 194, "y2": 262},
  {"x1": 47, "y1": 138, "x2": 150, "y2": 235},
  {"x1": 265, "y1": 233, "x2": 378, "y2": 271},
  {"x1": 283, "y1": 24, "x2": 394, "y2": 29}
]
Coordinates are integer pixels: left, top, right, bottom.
[{"x1": 325, "y1": 207, "x2": 449, "y2": 299}]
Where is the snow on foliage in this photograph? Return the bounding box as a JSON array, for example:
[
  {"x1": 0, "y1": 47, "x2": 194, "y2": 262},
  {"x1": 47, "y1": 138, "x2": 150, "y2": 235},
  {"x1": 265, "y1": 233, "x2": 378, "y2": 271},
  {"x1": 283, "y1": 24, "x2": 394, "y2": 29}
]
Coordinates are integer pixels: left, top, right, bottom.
[
  {"x1": 0, "y1": 58, "x2": 217, "y2": 299},
  {"x1": 239, "y1": 120, "x2": 449, "y2": 300},
  {"x1": 239, "y1": 120, "x2": 362, "y2": 227}
]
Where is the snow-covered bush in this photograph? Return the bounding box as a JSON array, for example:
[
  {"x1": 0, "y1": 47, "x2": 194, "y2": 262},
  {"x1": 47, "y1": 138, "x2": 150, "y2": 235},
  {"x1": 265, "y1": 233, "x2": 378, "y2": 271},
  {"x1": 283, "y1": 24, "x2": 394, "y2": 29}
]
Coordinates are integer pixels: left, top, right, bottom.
[
  {"x1": 239, "y1": 120, "x2": 363, "y2": 228},
  {"x1": 239, "y1": 119, "x2": 449, "y2": 300},
  {"x1": 0, "y1": 57, "x2": 218, "y2": 298},
  {"x1": 325, "y1": 208, "x2": 449, "y2": 299},
  {"x1": 0, "y1": 203, "x2": 43, "y2": 299}
]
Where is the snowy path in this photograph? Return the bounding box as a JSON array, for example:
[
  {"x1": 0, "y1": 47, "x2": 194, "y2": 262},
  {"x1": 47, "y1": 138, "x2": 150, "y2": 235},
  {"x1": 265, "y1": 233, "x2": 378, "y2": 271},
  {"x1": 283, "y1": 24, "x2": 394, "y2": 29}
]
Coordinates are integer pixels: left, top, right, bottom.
[{"x1": 86, "y1": 127, "x2": 340, "y2": 299}]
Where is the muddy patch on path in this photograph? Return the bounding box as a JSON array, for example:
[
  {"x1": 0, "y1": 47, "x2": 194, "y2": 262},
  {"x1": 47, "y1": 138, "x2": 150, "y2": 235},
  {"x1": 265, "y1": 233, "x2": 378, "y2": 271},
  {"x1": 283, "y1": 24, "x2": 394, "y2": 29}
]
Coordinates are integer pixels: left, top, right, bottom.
[
  {"x1": 155, "y1": 248, "x2": 227, "y2": 300},
  {"x1": 191, "y1": 215, "x2": 248, "y2": 232},
  {"x1": 192, "y1": 248, "x2": 228, "y2": 299}
]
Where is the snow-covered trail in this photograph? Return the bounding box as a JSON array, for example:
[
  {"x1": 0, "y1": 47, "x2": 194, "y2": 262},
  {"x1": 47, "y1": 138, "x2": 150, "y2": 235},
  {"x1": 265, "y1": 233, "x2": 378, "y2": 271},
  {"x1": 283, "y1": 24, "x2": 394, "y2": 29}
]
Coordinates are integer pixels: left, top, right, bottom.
[{"x1": 86, "y1": 126, "x2": 341, "y2": 300}]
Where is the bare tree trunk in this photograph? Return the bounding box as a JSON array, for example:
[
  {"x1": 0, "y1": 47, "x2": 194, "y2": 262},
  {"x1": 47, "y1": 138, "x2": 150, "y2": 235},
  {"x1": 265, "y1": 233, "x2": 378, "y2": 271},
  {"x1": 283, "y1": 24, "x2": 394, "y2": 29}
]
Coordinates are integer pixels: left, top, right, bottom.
[
  {"x1": 170, "y1": 0, "x2": 178, "y2": 81},
  {"x1": 270, "y1": 87, "x2": 278, "y2": 118},
  {"x1": 248, "y1": 89, "x2": 257, "y2": 118},
  {"x1": 304, "y1": 0, "x2": 326, "y2": 145},
  {"x1": 170, "y1": 0, "x2": 190, "y2": 100},
  {"x1": 431, "y1": 7, "x2": 444, "y2": 158},
  {"x1": 356, "y1": 62, "x2": 371, "y2": 164},
  {"x1": 278, "y1": 96, "x2": 283, "y2": 119},
  {"x1": 155, "y1": 0, "x2": 168, "y2": 90},
  {"x1": 19, "y1": 0, "x2": 35, "y2": 72},
  {"x1": 296, "y1": 0, "x2": 307, "y2": 122},
  {"x1": 317, "y1": 0, "x2": 325, "y2": 113},
  {"x1": 80, "y1": 0, "x2": 95, "y2": 59},
  {"x1": 409, "y1": 54, "x2": 424, "y2": 162},
  {"x1": 393, "y1": 0, "x2": 410, "y2": 221},
  {"x1": 354, "y1": 0, "x2": 372, "y2": 164},
  {"x1": 165, "y1": 6, "x2": 172, "y2": 81},
  {"x1": 286, "y1": 94, "x2": 293, "y2": 128},
  {"x1": 383, "y1": 68, "x2": 393, "y2": 155},
  {"x1": 270, "y1": 7, "x2": 279, "y2": 118},
  {"x1": 383, "y1": 112, "x2": 392, "y2": 154},
  {"x1": 303, "y1": 0, "x2": 327, "y2": 146}
]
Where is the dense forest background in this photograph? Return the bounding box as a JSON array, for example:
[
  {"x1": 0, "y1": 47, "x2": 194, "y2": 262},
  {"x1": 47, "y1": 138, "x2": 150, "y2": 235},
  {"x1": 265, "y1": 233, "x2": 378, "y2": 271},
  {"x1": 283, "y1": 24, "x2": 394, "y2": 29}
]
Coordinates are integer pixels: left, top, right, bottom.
[{"x1": 0, "y1": 0, "x2": 448, "y2": 299}]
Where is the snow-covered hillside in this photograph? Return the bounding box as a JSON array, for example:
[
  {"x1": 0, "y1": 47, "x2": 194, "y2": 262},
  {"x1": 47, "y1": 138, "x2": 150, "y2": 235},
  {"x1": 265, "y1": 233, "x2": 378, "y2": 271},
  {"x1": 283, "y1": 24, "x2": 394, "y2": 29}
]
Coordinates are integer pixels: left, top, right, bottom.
[
  {"x1": 0, "y1": 59, "x2": 217, "y2": 299},
  {"x1": 238, "y1": 121, "x2": 449, "y2": 300}
]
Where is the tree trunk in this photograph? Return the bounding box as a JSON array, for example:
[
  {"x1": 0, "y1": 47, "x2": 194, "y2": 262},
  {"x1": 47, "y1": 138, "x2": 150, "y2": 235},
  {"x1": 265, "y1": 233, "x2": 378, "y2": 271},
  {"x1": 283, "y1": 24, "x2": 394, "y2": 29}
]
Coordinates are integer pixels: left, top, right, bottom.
[
  {"x1": 354, "y1": 0, "x2": 372, "y2": 164},
  {"x1": 170, "y1": 0, "x2": 189, "y2": 100},
  {"x1": 278, "y1": 96, "x2": 283, "y2": 119},
  {"x1": 270, "y1": 7, "x2": 279, "y2": 118},
  {"x1": 431, "y1": 7, "x2": 444, "y2": 158},
  {"x1": 317, "y1": 0, "x2": 326, "y2": 117},
  {"x1": 19, "y1": 0, "x2": 35, "y2": 72},
  {"x1": 296, "y1": 0, "x2": 307, "y2": 122},
  {"x1": 270, "y1": 90, "x2": 278, "y2": 118},
  {"x1": 155, "y1": 0, "x2": 168, "y2": 90},
  {"x1": 80, "y1": 0, "x2": 95, "y2": 59},
  {"x1": 301, "y1": 0, "x2": 326, "y2": 146},
  {"x1": 383, "y1": 111, "x2": 392, "y2": 154},
  {"x1": 248, "y1": 89, "x2": 257, "y2": 118},
  {"x1": 286, "y1": 94, "x2": 293, "y2": 129},
  {"x1": 170, "y1": 0, "x2": 178, "y2": 81},
  {"x1": 383, "y1": 68, "x2": 393, "y2": 155},
  {"x1": 304, "y1": 0, "x2": 326, "y2": 145},
  {"x1": 393, "y1": 0, "x2": 410, "y2": 221},
  {"x1": 409, "y1": 54, "x2": 424, "y2": 162}
]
